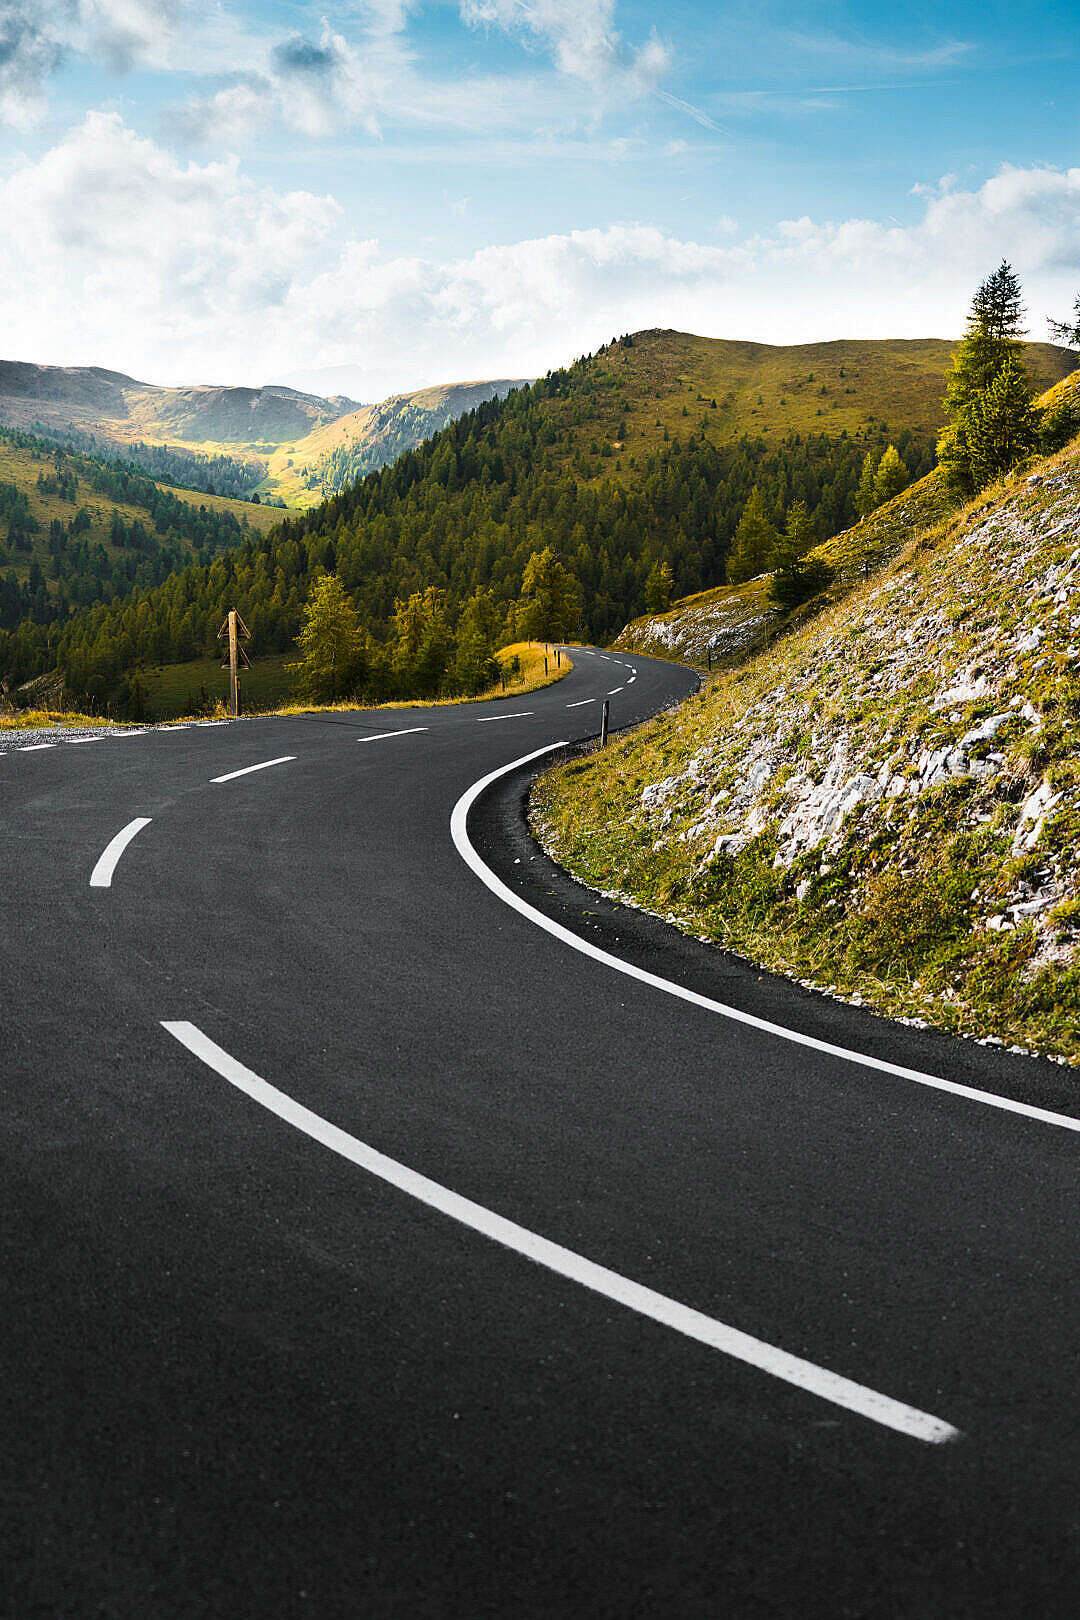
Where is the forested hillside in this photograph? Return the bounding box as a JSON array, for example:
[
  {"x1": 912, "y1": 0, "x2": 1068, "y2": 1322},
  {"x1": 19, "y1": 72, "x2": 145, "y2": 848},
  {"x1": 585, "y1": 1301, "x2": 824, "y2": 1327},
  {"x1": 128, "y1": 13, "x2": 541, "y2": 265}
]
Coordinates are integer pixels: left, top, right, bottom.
[
  {"x1": 2, "y1": 329, "x2": 1071, "y2": 716},
  {"x1": 0, "y1": 430, "x2": 277, "y2": 646}
]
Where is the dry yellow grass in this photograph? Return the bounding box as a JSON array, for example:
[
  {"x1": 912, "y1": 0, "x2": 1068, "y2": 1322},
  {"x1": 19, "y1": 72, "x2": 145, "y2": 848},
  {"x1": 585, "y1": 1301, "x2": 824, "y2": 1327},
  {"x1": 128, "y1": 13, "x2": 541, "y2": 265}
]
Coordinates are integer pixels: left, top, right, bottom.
[
  {"x1": 0, "y1": 708, "x2": 118, "y2": 731},
  {"x1": 263, "y1": 641, "x2": 572, "y2": 718}
]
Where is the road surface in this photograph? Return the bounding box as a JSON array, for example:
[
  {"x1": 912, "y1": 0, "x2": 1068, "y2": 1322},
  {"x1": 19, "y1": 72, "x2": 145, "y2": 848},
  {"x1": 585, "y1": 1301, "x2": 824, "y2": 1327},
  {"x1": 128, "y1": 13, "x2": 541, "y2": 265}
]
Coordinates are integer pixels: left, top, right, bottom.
[{"x1": 2, "y1": 647, "x2": 1078, "y2": 1618}]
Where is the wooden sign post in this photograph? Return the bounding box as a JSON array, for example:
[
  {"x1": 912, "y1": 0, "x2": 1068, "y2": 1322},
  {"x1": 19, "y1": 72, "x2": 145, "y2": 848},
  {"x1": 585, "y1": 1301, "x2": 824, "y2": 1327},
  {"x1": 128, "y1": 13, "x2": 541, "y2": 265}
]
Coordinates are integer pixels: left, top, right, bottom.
[{"x1": 217, "y1": 609, "x2": 252, "y2": 718}]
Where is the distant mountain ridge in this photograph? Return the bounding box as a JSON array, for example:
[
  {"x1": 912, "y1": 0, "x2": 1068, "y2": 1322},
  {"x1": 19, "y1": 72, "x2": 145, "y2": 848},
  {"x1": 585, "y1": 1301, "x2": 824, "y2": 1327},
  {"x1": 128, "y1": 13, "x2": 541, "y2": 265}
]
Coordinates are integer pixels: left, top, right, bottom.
[
  {"x1": 0, "y1": 361, "x2": 360, "y2": 447},
  {"x1": 0, "y1": 360, "x2": 532, "y2": 505},
  {"x1": 265, "y1": 378, "x2": 533, "y2": 504}
]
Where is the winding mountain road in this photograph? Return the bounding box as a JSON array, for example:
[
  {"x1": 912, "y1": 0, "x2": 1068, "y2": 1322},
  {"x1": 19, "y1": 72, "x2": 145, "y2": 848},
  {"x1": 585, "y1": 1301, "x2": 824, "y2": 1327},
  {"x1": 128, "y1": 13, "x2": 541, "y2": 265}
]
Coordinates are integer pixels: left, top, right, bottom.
[{"x1": 3, "y1": 648, "x2": 1079, "y2": 1618}]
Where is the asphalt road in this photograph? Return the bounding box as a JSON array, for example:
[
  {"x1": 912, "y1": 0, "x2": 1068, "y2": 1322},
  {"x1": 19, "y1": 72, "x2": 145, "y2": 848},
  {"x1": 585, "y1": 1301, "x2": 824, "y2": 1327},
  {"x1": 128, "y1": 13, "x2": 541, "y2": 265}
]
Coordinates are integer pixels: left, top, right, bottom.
[{"x1": 2, "y1": 648, "x2": 1078, "y2": 1619}]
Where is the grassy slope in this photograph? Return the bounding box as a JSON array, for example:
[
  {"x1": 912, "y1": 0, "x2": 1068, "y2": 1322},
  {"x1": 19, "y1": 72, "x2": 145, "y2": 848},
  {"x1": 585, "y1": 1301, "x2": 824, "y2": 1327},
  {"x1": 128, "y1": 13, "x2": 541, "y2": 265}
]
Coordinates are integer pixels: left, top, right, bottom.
[
  {"x1": 581, "y1": 331, "x2": 1070, "y2": 476},
  {"x1": 536, "y1": 391, "x2": 1080, "y2": 1063},
  {"x1": 0, "y1": 438, "x2": 279, "y2": 595}
]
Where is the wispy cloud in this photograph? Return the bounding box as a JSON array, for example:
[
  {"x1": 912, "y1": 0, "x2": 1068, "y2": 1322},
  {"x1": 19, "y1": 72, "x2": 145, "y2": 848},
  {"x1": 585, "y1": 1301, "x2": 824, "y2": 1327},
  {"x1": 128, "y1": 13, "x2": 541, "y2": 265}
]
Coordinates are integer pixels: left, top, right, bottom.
[
  {"x1": 652, "y1": 88, "x2": 723, "y2": 134},
  {"x1": 781, "y1": 30, "x2": 974, "y2": 74}
]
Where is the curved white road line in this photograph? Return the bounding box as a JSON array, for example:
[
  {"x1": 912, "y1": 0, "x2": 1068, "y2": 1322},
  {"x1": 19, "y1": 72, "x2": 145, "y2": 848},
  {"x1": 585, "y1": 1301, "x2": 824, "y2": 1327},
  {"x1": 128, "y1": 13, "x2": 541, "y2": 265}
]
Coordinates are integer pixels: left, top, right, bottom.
[
  {"x1": 90, "y1": 817, "x2": 152, "y2": 888},
  {"x1": 211, "y1": 756, "x2": 296, "y2": 784},
  {"x1": 451, "y1": 745, "x2": 1080, "y2": 1135},
  {"x1": 161, "y1": 1019, "x2": 958, "y2": 1444}
]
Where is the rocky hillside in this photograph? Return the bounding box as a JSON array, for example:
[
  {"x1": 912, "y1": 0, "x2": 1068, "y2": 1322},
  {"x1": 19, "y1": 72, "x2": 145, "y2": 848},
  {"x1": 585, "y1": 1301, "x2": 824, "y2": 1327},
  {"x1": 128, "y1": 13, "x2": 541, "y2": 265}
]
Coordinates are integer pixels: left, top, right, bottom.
[{"x1": 535, "y1": 383, "x2": 1080, "y2": 1063}]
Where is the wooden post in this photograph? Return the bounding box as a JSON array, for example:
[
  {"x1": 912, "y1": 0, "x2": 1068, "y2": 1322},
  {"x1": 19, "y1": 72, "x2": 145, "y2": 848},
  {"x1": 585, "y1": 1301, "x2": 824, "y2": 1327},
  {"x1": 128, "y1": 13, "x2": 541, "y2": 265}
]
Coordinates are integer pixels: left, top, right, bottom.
[
  {"x1": 707, "y1": 643, "x2": 712, "y2": 671},
  {"x1": 600, "y1": 699, "x2": 609, "y2": 747},
  {"x1": 227, "y1": 609, "x2": 239, "y2": 718},
  {"x1": 556, "y1": 649, "x2": 561, "y2": 668},
  {"x1": 218, "y1": 609, "x2": 251, "y2": 719},
  {"x1": 544, "y1": 655, "x2": 549, "y2": 675}
]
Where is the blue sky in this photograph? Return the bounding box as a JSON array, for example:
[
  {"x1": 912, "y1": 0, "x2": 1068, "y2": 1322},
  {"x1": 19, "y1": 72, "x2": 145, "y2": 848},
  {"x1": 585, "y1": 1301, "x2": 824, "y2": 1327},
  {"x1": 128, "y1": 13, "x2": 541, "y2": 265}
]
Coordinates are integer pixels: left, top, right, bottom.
[{"x1": 1, "y1": 0, "x2": 1077, "y2": 394}]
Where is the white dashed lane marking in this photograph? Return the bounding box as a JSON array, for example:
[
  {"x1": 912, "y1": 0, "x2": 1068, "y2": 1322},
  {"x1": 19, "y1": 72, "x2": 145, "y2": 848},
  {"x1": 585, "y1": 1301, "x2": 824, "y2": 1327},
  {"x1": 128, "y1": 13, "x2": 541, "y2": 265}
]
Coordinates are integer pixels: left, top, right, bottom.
[
  {"x1": 90, "y1": 818, "x2": 153, "y2": 889},
  {"x1": 358, "y1": 728, "x2": 429, "y2": 744},
  {"x1": 211, "y1": 756, "x2": 296, "y2": 784}
]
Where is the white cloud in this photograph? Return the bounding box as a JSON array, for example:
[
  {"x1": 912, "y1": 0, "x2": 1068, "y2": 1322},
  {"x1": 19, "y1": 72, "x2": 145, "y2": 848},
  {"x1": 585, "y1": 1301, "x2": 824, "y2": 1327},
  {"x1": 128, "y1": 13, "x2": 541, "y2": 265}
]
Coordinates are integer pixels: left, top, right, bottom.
[
  {"x1": 1, "y1": 122, "x2": 1077, "y2": 396},
  {"x1": 460, "y1": 0, "x2": 669, "y2": 91},
  {"x1": 174, "y1": 21, "x2": 387, "y2": 142},
  {"x1": 0, "y1": 0, "x2": 179, "y2": 126}
]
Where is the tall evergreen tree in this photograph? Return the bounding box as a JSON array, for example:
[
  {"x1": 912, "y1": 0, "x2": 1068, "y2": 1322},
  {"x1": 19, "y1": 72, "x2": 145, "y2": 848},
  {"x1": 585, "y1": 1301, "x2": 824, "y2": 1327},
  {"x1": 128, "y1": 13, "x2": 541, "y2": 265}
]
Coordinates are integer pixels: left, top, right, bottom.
[
  {"x1": 289, "y1": 572, "x2": 364, "y2": 701},
  {"x1": 965, "y1": 361, "x2": 1042, "y2": 489},
  {"x1": 855, "y1": 450, "x2": 879, "y2": 518},
  {"x1": 939, "y1": 263, "x2": 1035, "y2": 494},
  {"x1": 511, "y1": 547, "x2": 581, "y2": 641},
  {"x1": 943, "y1": 261, "x2": 1027, "y2": 424},
  {"x1": 726, "y1": 487, "x2": 778, "y2": 584},
  {"x1": 768, "y1": 501, "x2": 831, "y2": 609},
  {"x1": 645, "y1": 559, "x2": 674, "y2": 613},
  {"x1": 872, "y1": 445, "x2": 909, "y2": 506}
]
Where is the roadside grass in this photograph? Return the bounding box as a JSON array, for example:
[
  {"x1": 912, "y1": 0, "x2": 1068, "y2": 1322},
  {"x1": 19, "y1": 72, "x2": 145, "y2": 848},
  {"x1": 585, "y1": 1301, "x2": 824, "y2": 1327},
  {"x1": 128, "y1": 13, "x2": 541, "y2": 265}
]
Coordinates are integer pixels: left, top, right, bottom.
[{"x1": 0, "y1": 707, "x2": 119, "y2": 731}]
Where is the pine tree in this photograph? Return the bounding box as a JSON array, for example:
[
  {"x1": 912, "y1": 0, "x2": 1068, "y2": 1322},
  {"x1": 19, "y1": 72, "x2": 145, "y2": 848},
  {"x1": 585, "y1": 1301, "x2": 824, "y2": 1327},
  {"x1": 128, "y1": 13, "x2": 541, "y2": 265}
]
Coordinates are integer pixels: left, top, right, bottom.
[
  {"x1": 513, "y1": 547, "x2": 581, "y2": 640},
  {"x1": 939, "y1": 263, "x2": 1034, "y2": 493},
  {"x1": 965, "y1": 361, "x2": 1042, "y2": 489},
  {"x1": 768, "y1": 501, "x2": 831, "y2": 609},
  {"x1": 872, "y1": 445, "x2": 909, "y2": 506},
  {"x1": 289, "y1": 571, "x2": 364, "y2": 701},
  {"x1": 645, "y1": 559, "x2": 674, "y2": 613},
  {"x1": 855, "y1": 451, "x2": 878, "y2": 518},
  {"x1": 943, "y1": 261, "x2": 1028, "y2": 423},
  {"x1": 726, "y1": 487, "x2": 778, "y2": 584}
]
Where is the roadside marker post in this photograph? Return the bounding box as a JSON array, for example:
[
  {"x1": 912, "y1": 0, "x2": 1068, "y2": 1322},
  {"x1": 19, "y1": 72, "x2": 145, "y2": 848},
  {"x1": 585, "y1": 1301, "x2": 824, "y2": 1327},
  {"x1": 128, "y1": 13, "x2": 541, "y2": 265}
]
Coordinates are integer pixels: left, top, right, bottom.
[
  {"x1": 217, "y1": 609, "x2": 252, "y2": 719},
  {"x1": 600, "y1": 699, "x2": 609, "y2": 747}
]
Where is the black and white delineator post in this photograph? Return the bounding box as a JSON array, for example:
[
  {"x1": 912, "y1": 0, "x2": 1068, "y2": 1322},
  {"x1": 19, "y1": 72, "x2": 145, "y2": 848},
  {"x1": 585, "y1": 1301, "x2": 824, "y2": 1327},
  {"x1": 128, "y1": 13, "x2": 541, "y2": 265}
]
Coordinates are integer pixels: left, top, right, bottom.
[
  {"x1": 217, "y1": 609, "x2": 252, "y2": 718},
  {"x1": 600, "y1": 699, "x2": 609, "y2": 747}
]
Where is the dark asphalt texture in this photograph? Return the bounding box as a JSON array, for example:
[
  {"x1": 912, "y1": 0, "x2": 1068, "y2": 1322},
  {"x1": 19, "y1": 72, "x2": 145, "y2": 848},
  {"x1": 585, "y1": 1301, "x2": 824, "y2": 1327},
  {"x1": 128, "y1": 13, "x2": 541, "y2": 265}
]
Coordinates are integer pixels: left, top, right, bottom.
[{"x1": 2, "y1": 647, "x2": 1078, "y2": 1619}]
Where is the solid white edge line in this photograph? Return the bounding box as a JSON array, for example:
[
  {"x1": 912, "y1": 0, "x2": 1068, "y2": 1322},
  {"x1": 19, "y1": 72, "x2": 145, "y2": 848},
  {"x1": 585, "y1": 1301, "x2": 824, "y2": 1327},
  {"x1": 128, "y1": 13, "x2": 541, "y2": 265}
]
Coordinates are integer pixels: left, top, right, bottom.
[
  {"x1": 358, "y1": 728, "x2": 429, "y2": 743},
  {"x1": 211, "y1": 756, "x2": 296, "y2": 784},
  {"x1": 160, "y1": 1019, "x2": 958, "y2": 1444},
  {"x1": 90, "y1": 817, "x2": 152, "y2": 888},
  {"x1": 451, "y1": 745, "x2": 1080, "y2": 1135},
  {"x1": 476, "y1": 712, "x2": 534, "y2": 722}
]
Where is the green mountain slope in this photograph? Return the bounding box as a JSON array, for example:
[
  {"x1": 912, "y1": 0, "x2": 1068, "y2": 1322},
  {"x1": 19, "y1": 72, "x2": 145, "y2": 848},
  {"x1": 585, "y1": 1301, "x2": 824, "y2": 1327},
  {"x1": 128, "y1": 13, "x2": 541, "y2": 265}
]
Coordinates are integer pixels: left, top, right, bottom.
[{"x1": 535, "y1": 382, "x2": 1080, "y2": 1062}]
